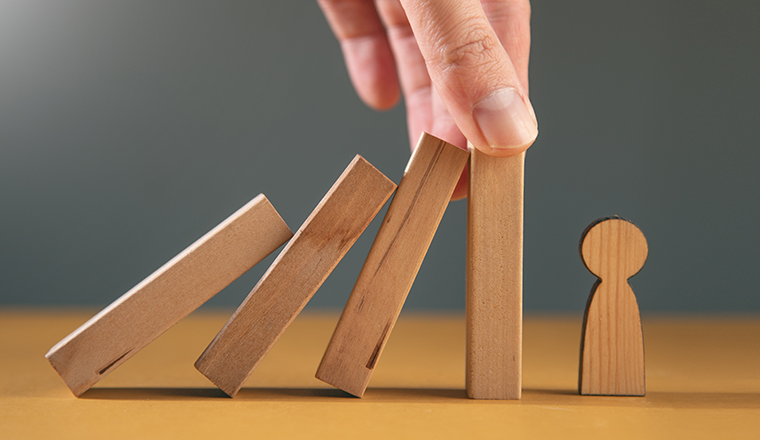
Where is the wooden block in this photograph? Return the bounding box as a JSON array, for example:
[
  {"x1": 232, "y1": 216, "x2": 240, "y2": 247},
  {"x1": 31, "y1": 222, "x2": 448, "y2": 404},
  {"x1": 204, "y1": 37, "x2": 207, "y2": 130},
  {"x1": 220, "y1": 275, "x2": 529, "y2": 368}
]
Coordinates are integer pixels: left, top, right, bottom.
[
  {"x1": 194, "y1": 155, "x2": 396, "y2": 397},
  {"x1": 315, "y1": 133, "x2": 469, "y2": 397},
  {"x1": 579, "y1": 216, "x2": 648, "y2": 396},
  {"x1": 466, "y1": 146, "x2": 524, "y2": 400},
  {"x1": 45, "y1": 194, "x2": 293, "y2": 397}
]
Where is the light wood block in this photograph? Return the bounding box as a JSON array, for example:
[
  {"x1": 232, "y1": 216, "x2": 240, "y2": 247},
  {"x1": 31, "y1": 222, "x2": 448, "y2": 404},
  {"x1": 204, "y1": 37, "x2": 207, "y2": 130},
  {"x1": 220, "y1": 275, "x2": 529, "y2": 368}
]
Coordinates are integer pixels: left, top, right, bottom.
[
  {"x1": 316, "y1": 133, "x2": 469, "y2": 397},
  {"x1": 579, "y1": 216, "x2": 648, "y2": 396},
  {"x1": 466, "y1": 146, "x2": 524, "y2": 400},
  {"x1": 195, "y1": 155, "x2": 396, "y2": 397},
  {"x1": 45, "y1": 194, "x2": 293, "y2": 397}
]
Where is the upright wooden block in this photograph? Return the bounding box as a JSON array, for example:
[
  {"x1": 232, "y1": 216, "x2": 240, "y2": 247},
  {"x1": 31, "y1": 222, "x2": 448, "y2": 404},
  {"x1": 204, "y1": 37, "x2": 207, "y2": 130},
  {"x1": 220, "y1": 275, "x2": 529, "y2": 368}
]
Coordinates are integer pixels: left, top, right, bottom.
[
  {"x1": 579, "y1": 216, "x2": 648, "y2": 396},
  {"x1": 195, "y1": 155, "x2": 396, "y2": 397},
  {"x1": 316, "y1": 133, "x2": 469, "y2": 397},
  {"x1": 466, "y1": 146, "x2": 524, "y2": 400},
  {"x1": 46, "y1": 194, "x2": 293, "y2": 397}
]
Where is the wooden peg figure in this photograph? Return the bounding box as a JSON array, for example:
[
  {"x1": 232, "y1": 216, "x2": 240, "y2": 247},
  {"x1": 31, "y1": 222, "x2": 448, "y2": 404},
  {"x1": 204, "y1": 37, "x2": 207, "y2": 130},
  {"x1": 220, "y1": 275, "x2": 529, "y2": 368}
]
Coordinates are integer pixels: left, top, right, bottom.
[{"x1": 579, "y1": 216, "x2": 647, "y2": 396}]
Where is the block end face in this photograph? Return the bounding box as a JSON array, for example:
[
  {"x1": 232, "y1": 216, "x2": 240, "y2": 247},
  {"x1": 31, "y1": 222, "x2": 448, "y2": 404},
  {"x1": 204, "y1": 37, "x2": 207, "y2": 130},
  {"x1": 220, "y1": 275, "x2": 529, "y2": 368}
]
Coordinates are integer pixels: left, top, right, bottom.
[
  {"x1": 195, "y1": 360, "x2": 242, "y2": 398},
  {"x1": 45, "y1": 349, "x2": 94, "y2": 398},
  {"x1": 315, "y1": 369, "x2": 367, "y2": 398}
]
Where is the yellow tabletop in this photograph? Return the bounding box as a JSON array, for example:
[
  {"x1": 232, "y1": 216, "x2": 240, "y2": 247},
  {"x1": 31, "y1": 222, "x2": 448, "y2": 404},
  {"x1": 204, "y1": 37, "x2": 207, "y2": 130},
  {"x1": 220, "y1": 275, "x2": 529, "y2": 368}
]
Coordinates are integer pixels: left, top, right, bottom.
[{"x1": 2, "y1": 309, "x2": 759, "y2": 439}]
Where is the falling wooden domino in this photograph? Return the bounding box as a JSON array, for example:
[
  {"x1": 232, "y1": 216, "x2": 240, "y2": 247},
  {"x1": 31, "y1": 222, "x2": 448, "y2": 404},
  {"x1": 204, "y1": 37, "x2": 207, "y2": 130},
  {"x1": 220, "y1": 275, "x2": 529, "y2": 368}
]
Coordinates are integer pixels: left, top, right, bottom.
[
  {"x1": 466, "y1": 146, "x2": 525, "y2": 400},
  {"x1": 579, "y1": 216, "x2": 647, "y2": 396},
  {"x1": 194, "y1": 155, "x2": 396, "y2": 397},
  {"x1": 46, "y1": 194, "x2": 293, "y2": 397},
  {"x1": 316, "y1": 133, "x2": 469, "y2": 397}
]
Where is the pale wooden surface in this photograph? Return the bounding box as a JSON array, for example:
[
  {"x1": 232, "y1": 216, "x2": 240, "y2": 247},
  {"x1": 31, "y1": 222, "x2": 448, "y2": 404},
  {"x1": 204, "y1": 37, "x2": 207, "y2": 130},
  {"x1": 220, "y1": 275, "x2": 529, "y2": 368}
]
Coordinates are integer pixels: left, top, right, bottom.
[
  {"x1": 316, "y1": 133, "x2": 469, "y2": 397},
  {"x1": 45, "y1": 194, "x2": 292, "y2": 397},
  {"x1": 195, "y1": 155, "x2": 396, "y2": 397},
  {"x1": 466, "y1": 146, "x2": 524, "y2": 399},
  {"x1": 5, "y1": 310, "x2": 760, "y2": 440},
  {"x1": 580, "y1": 217, "x2": 648, "y2": 395}
]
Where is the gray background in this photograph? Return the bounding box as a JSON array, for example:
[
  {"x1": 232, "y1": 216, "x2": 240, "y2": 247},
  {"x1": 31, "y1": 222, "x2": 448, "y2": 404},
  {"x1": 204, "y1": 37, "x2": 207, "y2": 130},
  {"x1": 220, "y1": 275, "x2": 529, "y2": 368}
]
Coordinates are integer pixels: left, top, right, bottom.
[{"x1": 1, "y1": 0, "x2": 758, "y2": 313}]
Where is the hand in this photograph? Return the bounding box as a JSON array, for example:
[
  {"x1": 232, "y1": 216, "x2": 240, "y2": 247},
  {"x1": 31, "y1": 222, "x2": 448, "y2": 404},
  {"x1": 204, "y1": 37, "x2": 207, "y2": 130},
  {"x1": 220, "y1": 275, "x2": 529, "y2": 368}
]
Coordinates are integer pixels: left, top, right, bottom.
[{"x1": 318, "y1": 0, "x2": 537, "y2": 199}]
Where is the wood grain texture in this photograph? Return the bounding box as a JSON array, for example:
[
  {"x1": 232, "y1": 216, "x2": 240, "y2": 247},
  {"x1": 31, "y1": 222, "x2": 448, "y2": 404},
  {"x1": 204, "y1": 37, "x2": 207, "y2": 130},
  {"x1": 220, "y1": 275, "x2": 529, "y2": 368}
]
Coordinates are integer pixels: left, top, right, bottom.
[
  {"x1": 466, "y1": 146, "x2": 524, "y2": 400},
  {"x1": 315, "y1": 133, "x2": 469, "y2": 397},
  {"x1": 579, "y1": 216, "x2": 648, "y2": 396},
  {"x1": 195, "y1": 155, "x2": 396, "y2": 397},
  {"x1": 45, "y1": 194, "x2": 293, "y2": 397}
]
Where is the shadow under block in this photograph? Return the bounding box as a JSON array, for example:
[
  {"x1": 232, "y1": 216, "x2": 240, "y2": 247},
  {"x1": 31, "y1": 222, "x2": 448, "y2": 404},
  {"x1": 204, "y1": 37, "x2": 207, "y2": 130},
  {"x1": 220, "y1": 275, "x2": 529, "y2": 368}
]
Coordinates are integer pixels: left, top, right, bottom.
[
  {"x1": 579, "y1": 217, "x2": 648, "y2": 396},
  {"x1": 466, "y1": 147, "x2": 524, "y2": 400},
  {"x1": 316, "y1": 133, "x2": 469, "y2": 397},
  {"x1": 45, "y1": 194, "x2": 293, "y2": 397},
  {"x1": 194, "y1": 155, "x2": 396, "y2": 397}
]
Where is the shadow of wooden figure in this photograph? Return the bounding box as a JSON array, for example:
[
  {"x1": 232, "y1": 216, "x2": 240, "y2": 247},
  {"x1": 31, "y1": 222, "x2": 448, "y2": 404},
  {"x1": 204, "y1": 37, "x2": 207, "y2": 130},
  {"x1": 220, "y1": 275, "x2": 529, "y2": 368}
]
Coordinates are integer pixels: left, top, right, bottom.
[{"x1": 579, "y1": 216, "x2": 648, "y2": 396}]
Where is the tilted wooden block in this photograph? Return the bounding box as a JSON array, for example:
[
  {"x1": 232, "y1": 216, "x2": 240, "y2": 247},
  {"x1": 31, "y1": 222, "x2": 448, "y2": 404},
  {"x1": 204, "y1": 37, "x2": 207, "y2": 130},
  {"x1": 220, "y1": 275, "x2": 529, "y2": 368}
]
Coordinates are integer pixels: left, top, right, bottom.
[
  {"x1": 466, "y1": 146, "x2": 524, "y2": 400},
  {"x1": 316, "y1": 133, "x2": 469, "y2": 397},
  {"x1": 579, "y1": 216, "x2": 648, "y2": 396},
  {"x1": 46, "y1": 194, "x2": 293, "y2": 397},
  {"x1": 194, "y1": 155, "x2": 396, "y2": 397}
]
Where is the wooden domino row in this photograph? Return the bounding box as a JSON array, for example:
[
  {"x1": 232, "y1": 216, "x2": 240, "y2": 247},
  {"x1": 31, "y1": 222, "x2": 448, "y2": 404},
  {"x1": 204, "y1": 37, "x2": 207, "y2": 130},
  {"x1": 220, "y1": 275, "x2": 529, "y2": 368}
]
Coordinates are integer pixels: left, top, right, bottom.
[
  {"x1": 195, "y1": 155, "x2": 397, "y2": 396},
  {"x1": 46, "y1": 132, "x2": 525, "y2": 400}
]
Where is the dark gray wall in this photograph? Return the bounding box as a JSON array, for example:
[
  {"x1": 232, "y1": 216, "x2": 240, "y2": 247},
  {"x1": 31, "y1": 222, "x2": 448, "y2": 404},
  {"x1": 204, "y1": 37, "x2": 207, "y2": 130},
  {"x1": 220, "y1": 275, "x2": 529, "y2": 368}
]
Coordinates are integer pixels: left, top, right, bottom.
[{"x1": 1, "y1": 1, "x2": 758, "y2": 313}]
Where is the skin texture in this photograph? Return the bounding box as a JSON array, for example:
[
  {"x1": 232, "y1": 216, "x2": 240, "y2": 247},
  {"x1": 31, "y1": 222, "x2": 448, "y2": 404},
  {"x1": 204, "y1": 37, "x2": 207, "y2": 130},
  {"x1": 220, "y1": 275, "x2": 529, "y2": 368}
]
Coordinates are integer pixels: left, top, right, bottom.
[{"x1": 318, "y1": 0, "x2": 536, "y2": 199}]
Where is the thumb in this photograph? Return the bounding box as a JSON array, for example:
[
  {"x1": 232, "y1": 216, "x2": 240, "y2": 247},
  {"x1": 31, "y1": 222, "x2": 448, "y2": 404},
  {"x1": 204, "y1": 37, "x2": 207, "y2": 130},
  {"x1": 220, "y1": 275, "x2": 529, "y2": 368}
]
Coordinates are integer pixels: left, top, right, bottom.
[{"x1": 399, "y1": 0, "x2": 537, "y2": 156}]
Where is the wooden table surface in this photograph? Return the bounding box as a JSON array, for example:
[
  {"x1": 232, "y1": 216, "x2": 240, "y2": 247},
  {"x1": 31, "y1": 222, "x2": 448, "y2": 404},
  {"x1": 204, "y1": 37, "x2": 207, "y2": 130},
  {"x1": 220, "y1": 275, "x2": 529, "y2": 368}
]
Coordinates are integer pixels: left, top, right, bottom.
[{"x1": 2, "y1": 309, "x2": 759, "y2": 439}]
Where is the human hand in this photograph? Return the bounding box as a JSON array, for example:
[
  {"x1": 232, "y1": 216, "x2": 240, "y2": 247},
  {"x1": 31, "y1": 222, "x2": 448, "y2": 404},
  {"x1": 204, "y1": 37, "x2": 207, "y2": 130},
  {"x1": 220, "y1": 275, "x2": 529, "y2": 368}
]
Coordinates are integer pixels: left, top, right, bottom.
[{"x1": 318, "y1": 0, "x2": 537, "y2": 199}]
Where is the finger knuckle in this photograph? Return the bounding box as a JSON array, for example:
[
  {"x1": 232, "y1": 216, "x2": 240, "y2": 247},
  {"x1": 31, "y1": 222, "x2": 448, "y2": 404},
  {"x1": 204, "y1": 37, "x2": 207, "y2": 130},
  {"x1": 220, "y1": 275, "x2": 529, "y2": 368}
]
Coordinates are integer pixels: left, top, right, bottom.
[{"x1": 436, "y1": 25, "x2": 501, "y2": 72}]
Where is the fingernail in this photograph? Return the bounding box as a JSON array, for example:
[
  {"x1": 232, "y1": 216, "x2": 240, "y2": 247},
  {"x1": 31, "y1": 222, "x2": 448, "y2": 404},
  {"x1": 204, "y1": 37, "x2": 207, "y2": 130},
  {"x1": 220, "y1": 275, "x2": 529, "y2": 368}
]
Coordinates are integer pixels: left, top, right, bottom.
[{"x1": 473, "y1": 88, "x2": 538, "y2": 151}]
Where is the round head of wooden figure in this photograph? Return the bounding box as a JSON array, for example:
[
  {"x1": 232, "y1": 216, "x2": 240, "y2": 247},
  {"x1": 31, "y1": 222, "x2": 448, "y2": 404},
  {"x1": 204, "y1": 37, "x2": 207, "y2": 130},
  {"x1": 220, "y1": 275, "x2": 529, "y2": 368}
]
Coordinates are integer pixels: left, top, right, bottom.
[{"x1": 580, "y1": 216, "x2": 648, "y2": 281}]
